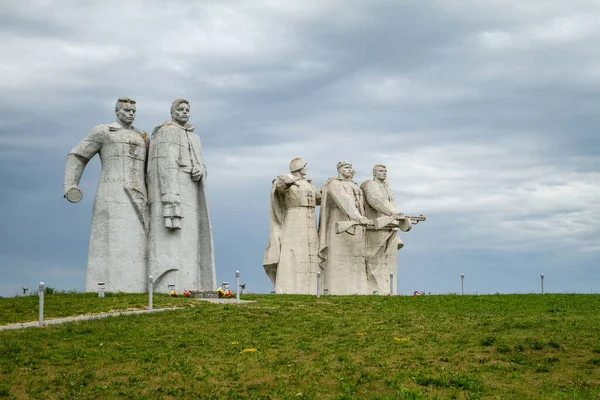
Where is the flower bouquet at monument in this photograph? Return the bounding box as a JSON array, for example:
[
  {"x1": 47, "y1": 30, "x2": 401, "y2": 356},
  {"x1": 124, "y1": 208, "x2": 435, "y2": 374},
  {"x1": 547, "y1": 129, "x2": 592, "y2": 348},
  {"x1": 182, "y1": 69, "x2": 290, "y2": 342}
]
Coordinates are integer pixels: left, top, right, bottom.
[{"x1": 217, "y1": 287, "x2": 233, "y2": 298}]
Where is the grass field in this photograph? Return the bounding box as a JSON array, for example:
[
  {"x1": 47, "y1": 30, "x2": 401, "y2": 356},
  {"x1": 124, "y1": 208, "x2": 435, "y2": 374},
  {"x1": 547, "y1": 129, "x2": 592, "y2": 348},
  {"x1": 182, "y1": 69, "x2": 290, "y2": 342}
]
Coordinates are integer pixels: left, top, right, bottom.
[{"x1": 0, "y1": 293, "x2": 599, "y2": 399}]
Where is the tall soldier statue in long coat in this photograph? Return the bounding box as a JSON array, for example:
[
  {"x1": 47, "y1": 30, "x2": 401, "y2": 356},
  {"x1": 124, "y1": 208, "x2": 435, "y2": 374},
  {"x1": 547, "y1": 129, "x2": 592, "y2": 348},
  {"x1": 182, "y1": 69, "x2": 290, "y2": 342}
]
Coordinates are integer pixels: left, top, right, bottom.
[
  {"x1": 147, "y1": 98, "x2": 216, "y2": 293},
  {"x1": 63, "y1": 97, "x2": 149, "y2": 292},
  {"x1": 264, "y1": 158, "x2": 321, "y2": 294}
]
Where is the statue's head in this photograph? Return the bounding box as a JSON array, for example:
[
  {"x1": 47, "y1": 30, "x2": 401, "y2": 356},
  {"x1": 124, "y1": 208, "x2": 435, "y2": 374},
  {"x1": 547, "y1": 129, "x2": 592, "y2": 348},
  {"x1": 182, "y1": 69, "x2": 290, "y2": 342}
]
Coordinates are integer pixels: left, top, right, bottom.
[
  {"x1": 372, "y1": 164, "x2": 387, "y2": 180},
  {"x1": 289, "y1": 158, "x2": 307, "y2": 175},
  {"x1": 114, "y1": 97, "x2": 136, "y2": 126},
  {"x1": 170, "y1": 98, "x2": 190, "y2": 126},
  {"x1": 336, "y1": 160, "x2": 353, "y2": 180}
]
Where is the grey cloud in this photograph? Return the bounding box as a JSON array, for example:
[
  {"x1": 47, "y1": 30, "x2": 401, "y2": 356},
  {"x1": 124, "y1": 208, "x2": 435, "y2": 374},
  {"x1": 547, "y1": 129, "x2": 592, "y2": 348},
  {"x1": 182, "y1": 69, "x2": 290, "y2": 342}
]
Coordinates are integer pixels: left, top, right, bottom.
[{"x1": 0, "y1": 0, "x2": 599, "y2": 296}]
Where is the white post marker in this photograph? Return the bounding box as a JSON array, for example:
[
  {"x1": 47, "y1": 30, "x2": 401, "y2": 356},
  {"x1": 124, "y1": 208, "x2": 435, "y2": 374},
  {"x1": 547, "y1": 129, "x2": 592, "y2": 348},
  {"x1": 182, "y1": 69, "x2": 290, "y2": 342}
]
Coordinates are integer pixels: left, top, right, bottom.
[
  {"x1": 236, "y1": 271, "x2": 240, "y2": 303},
  {"x1": 148, "y1": 276, "x2": 154, "y2": 311},
  {"x1": 461, "y1": 274, "x2": 465, "y2": 295},
  {"x1": 541, "y1": 273, "x2": 544, "y2": 294},
  {"x1": 317, "y1": 271, "x2": 321, "y2": 298},
  {"x1": 389, "y1": 273, "x2": 394, "y2": 295},
  {"x1": 38, "y1": 281, "x2": 45, "y2": 327},
  {"x1": 98, "y1": 282, "x2": 105, "y2": 298}
]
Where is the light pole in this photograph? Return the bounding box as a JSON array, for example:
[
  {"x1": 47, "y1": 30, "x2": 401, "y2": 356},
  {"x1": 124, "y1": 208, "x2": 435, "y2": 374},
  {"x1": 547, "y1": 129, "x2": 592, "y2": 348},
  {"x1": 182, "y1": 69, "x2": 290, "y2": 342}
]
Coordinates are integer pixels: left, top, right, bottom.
[
  {"x1": 148, "y1": 276, "x2": 154, "y2": 311},
  {"x1": 541, "y1": 273, "x2": 544, "y2": 294},
  {"x1": 317, "y1": 271, "x2": 321, "y2": 298},
  {"x1": 38, "y1": 281, "x2": 45, "y2": 327},
  {"x1": 235, "y1": 271, "x2": 240, "y2": 303}
]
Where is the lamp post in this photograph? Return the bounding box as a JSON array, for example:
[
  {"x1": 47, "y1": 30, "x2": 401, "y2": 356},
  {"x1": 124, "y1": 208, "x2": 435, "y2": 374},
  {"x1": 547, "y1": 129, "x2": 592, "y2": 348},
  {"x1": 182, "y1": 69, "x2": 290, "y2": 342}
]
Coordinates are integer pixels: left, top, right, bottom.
[
  {"x1": 317, "y1": 271, "x2": 321, "y2": 298},
  {"x1": 461, "y1": 274, "x2": 465, "y2": 295},
  {"x1": 38, "y1": 281, "x2": 45, "y2": 327},
  {"x1": 235, "y1": 271, "x2": 240, "y2": 303},
  {"x1": 541, "y1": 273, "x2": 544, "y2": 294},
  {"x1": 148, "y1": 276, "x2": 154, "y2": 311},
  {"x1": 98, "y1": 282, "x2": 105, "y2": 298}
]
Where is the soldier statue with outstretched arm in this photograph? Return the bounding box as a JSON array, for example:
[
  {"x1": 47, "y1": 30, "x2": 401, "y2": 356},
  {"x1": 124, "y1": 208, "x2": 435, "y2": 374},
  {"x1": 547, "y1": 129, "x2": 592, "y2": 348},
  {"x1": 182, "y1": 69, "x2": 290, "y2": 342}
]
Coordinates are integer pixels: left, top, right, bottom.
[
  {"x1": 264, "y1": 158, "x2": 321, "y2": 294},
  {"x1": 63, "y1": 97, "x2": 149, "y2": 293}
]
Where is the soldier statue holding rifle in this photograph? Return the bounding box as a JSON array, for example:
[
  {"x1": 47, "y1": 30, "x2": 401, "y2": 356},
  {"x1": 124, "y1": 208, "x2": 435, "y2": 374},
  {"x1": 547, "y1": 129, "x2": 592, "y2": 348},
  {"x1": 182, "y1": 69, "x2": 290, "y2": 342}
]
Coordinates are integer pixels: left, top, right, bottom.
[
  {"x1": 361, "y1": 164, "x2": 425, "y2": 295},
  {"x1": 318, "y1": 161, "x2": 372, "y2": 295}
]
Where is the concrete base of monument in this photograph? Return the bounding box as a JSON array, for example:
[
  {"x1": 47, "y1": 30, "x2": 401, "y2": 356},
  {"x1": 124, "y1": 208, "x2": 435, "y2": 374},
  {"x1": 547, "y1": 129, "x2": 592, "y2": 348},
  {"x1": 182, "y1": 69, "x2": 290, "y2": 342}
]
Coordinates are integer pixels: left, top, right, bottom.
[
  {"x1": 189, "y1": 290, "x2": 219, "y2": 299},
  {"x1": 194, "y1": 298, "x2": 254, "y2": 304}
]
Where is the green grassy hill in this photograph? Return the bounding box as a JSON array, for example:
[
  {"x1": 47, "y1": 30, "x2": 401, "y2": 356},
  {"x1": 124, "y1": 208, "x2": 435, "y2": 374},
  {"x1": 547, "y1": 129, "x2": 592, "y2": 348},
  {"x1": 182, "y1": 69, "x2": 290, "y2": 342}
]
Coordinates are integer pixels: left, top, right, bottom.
[{"x1": 1, "y1": 294, "x2": 599, "y2": 399}]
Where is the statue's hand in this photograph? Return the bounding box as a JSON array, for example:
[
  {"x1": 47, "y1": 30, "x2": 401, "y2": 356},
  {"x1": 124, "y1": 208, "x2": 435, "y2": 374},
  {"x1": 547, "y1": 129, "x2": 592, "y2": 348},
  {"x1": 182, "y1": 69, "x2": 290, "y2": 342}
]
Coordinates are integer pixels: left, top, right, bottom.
[
  {"x1": 395, "y1": 212, "x2": 406, "y2": 220},
  {"x1": 191, "y1": 164, "x2": 206, "y2": 182},
  {"x1": 282, "y1": 175, "x2": 298, "y2": 186},
  {"x1": 64, "y1": 186, "x2": 83, "y2": 203},
  {"x1": 358, "y1": 217, "x2": 372, "y2": 226}
]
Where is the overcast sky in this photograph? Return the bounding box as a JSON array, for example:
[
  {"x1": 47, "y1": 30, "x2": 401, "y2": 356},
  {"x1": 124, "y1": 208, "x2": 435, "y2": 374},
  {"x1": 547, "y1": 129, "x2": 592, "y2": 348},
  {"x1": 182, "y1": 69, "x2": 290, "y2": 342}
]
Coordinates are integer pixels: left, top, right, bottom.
[{"x1": 0, "y1": 0, "x2": 598, "y2": 297}]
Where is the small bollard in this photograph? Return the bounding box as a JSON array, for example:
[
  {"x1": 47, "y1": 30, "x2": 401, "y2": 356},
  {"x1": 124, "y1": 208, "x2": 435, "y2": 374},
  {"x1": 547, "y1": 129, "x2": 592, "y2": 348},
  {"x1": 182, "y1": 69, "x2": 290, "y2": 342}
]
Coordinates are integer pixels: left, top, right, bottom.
[
  {"x1": 317, "y1": 271, "x2": 321, "y2": 298},
  {"x1": 541, "y1": 273, "x2": 544, "y2": 294},
  {"x1": 38, "y1": 281, "x2": 45, "y2": 327},
  {"x1": 389, "y1": 273, "x2": 394, "y2": 295},
  {"x1": 461, "y1": 274, "x2": 465, "y2": 295},
  {"x1": 236, "y1": 271, "x2": 240, "y2": 303},
  {"x1": 98, "y1": 282, "x2": 105, "y2": 298},
  {"x1": 148, "y1": 276, "x2": 154, "y2": 312}
]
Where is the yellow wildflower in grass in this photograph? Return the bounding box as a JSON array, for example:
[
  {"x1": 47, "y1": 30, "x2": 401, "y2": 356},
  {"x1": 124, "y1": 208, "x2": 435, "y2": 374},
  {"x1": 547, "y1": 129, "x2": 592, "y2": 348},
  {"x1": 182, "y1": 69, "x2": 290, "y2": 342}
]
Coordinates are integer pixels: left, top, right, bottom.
[
  {"x1": 394, "y1": 337, "x2": 409, "y2": 342},
  {"x1": 231, "y1": 341, "x2": 239, "y2": 345},
  {"x1": 356, "y1": 332, "x2": 366, "y2": 336},
  {"x1": 242, "y1": 348, "x2": 257, "y2": 353}
]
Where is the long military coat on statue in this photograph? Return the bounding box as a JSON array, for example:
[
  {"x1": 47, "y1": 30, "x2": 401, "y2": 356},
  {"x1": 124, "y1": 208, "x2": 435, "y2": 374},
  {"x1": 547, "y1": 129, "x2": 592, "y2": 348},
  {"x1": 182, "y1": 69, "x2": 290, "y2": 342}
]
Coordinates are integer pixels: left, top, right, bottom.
[
  {"x1": 263, "y1": 174, "x2": 320, "y2": 294},
  {"x1": 361, "y1": 179, "x2": 411, "y2": 295},
  {"x1": 318, "y1": 178, "x2": 368, "y2": 295},
  {"x1": 64, "y1": 122, "x2": 149, "y2": 293},
  {"x1": 147, "y1": 121, "x2": 216, "y2": 292}
]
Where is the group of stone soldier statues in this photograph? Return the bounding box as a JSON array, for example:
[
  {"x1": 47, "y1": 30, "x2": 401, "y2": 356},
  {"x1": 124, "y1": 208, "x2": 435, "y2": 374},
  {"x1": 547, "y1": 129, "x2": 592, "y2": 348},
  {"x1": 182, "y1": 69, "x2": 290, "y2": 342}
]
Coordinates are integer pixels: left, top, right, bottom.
[
  {"x1": 264, "y1": 159, "x2": 425, "y2": 295},
  {"x1": 64, "y1": 97, "x2": 216, "y2": 293},
  {"x1": 64, "y1": 97, "x2": 424, "y2": 295}
]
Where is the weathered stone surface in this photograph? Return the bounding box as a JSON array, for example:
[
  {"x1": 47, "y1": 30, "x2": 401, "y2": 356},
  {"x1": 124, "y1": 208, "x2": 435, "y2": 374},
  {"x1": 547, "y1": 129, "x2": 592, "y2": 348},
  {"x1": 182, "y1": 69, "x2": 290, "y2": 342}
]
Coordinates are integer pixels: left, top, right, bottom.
[
  {"x1": 190, "y1": 290, "x2": 219, "y2": 299},
  {"x1": 147, "y1": 99, "x2": 216, "y2": 293},
  {"x1": 361, "y1": 164, "x2": 412, "y2": 295},
  {"x1": 264, "y1": 158, "x2": 321, "y2": 294},
  {"x1": 63, "y1": 97, "x2": 149, "y2": 293},
  {"x1": 318, "y1": 161, "x2": 372, "y2": 295}
]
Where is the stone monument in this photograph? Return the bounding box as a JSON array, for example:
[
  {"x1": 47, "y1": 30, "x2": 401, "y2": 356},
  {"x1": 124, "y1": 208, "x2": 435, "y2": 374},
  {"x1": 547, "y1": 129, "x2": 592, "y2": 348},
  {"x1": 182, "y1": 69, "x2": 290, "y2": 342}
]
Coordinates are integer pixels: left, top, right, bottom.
[
  {"x1": 361, "y1": 164, "x2": 412, "y2": 295},
  {"x1": 318, "y1": 161, "x2": 372, "y2": 295},
  {"x1": 147, "y1": 98, "x2": 216, "y2": 292},
  {"x1": 263, "y1": 158, "x2": 321, "y2": 294},
  {"x1": 63, "y1": 97, "x2": 149, "y2": 292}
]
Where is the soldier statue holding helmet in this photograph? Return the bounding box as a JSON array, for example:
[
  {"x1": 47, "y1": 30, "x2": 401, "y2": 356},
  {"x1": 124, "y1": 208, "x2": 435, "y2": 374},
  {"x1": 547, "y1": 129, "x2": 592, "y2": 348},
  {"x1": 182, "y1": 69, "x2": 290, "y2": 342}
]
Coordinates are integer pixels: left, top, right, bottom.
[{"x1": 263, "y1": 158, "x2": 321, "y2": 294}]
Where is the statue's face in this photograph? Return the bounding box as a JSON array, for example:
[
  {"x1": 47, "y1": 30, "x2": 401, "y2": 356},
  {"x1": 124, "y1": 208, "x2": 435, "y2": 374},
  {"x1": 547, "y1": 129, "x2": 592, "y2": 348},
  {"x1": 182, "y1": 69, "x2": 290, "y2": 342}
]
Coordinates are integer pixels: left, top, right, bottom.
[
  {"x1": 374, "y1": 166, "x2": 387, "y2": 180},
  {"x1": 172, "y1": 102, "x2": 190, "y2": 125},
  {"x1": 298, "y1": 166, "x2": 307, "y2": 177},
  {"x1": 116, "y1": 103, "x2": 136, "y2": 125},
  {"x1": 339, "y1": 164, "x2": 353, "y2": 179}
]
